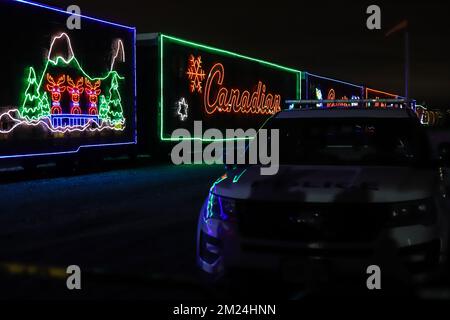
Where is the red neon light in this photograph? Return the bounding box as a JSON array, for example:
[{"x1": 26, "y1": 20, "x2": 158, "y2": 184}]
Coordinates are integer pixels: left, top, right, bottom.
[
  {"x1": 326, "y1": 89, "x2": 350, "y2": 107},
  {"x1": 366, "y1": 88, "x2": 398, "y2": 108},
  {"x1": 204, "y1": 63, "x2": 281, "y2": 115},
  {"x1": 186, "y1": 55, "x2": 206, "y2": 93},
  {"x1": 46, "y1": 74, "x2": 66, "y2": 104},
  {"x1": 71, "y1": 106, "x2": 82, "y2": 114},
  {"x1": 89, "y1": 107, "x2": 98, "y2": 115},
  {"x1": 51, "y1": 106, "x2": 62, "y2": 114},
  {"x1": 67, "y1": 76, "x2": 84, "y2": 104},
  {"x1": 365, "y1": 88, "x2": 398, "y2": 99},
  {"x1": 85, "y1": 79, "x2": 101, "y2": 114}
]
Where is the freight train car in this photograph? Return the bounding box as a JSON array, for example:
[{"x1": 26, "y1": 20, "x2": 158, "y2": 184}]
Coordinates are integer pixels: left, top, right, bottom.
[
  {"x1": 0, "y1": 0, "x2": 136, "y2": 168},
  {"x1": 136, "y1": 33, "x2": 302, "y2": 157},
  {"x1": 365, "y1": 87, "x2": 410, "y2": 108},
  {"x1": 304, "y1": 72, "x2": 364, "y2": 108}
]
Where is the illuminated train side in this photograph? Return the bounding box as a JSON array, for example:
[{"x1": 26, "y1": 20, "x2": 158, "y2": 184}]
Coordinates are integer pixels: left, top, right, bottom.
[
  {"x1": 0, "y1": 0, "x2": 425, "y2": 167},
  {"x1": 0, "y1": 0, "x2": 135, "y2": 163}
]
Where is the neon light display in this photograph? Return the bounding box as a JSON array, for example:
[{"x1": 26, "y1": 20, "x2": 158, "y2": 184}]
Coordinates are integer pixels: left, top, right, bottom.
[
  {"x1": 326, "y1": 89, "x2": 351, "y2": 107},
  {"x1": 85, "y1": 79, "x2": 101, "y2": 115},
  {"x1": 157, "y1": 34, "x2": 301, "y2": 142},
  {"x1": 306, "y1": 73, "x2": 363, "y2": 108},
  {"x1": 21, "y1": 67, "x2": 51, "y2": 120},
  {"x1": 0, "y1": 0, "x2": 136, "y2": 159},
  {"x1": 365, "y1": 88, "x2": 401, "y2": 108},
  {"x1": 46, "y1": 74, "x2": 66, "y2": 115},
  {"x1": 66, "y1": 76, "x2": 84, "y2": 115},
  {"x1": 186, "y1": 55, "x2": 206, "y2": 93},
  {"x1": 204, "y1": 63, "x2": 282, "y2": 115},
  {"x1": 315, "y1": 88, "x2": 323, "y2": 107},
  {"x1": 177, "y1": 97, "x2": 189, "y2": 121},
  {"x1": 1, "y1": 33, "x2": 126, "y2": 133}
]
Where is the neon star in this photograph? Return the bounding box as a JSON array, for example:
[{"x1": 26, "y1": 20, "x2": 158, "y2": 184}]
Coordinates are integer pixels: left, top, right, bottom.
[{"x1": 177, "y1": 98, "x2": 189, "y2": 121}]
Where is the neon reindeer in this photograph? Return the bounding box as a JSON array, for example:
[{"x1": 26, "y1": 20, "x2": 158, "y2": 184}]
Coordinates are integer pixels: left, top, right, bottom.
[
  {"x1": 85, "y1": 79, "x2": 101, "y2": 115},
  {"x1": 67, "y1": 76, "x2": 84, "y2": 114},
  {"x1": 46, "y1": 74, "x2": 66, "y2": 114}
]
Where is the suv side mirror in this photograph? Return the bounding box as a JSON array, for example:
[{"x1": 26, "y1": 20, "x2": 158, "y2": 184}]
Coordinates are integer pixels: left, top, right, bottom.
[{"x1": 438, "y1": 142, "x2": 450, "y2": 167}]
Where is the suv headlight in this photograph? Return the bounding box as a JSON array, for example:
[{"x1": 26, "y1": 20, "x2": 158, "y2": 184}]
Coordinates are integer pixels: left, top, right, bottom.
[
  {"x1": 389, "y1": 199, "x2": 436, "y2": 226},
  {"x1": 204, "y1": 194, "x2": 236, "y2": 222}
]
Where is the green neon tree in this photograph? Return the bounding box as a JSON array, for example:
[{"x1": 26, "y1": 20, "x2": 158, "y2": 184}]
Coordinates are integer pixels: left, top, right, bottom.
[
  {"x1": 39, "y1": 93, "x2": 51, "y2": 116},
  {"x1": 99, "y1": 95, "x2": 109, "y2": 120},
  {"x1": 107, "y1": 74, "x2": 125, "y2": 124},
  {"x1": 20, "y1": 67, "x2": 50, "y2": 121}
]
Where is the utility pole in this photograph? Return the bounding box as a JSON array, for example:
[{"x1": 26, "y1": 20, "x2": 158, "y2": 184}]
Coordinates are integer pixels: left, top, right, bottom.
[
  {"x1": 386, "y1": 20, "x2": 409, "y2": 101},
  {"x1": 404, "y1": 31, "x2": 410, "y2": 102}
]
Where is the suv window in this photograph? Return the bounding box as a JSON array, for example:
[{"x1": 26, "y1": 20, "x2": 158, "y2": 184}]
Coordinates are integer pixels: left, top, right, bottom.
[{"x1": 264, "y1": 117, "x2": 431, "y2": 166}]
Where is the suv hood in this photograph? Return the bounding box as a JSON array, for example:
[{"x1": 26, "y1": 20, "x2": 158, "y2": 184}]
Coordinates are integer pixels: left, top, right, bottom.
[{"x1": 212, "y1": 165, "x2": 437, "y2": 203}]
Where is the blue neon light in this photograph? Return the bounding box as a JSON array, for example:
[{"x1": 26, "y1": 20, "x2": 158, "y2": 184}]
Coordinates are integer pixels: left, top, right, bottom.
[
  {"x1": 306, "y1": 72, "x2": 363, "y2": 89},
  {"x1": 13, "y1": 0, "x2": 135, "y2": 30},
  {"x1": 0, "y1": 142, "x2": 136, "y2": 160},
  {"x1": 1, "y1": 0, "x2": 137, "y2": 160}
]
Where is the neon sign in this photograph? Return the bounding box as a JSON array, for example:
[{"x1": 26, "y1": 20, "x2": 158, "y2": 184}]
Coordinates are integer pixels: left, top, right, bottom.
[
  {"x1": 158, "y1": 34, "x2": 301, "y2": 142},
  {"x1": 203, "y1": 63, "x2": 282, "y2": 115},
  {"x1": 326, "y1": 88, "x2": 352, "y2": 107}
]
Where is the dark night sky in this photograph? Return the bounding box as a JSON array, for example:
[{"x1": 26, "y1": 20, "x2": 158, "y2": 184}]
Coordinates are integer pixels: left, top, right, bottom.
[{"x1": 41, "y1": 0, "x2": 450, "y2": 108}]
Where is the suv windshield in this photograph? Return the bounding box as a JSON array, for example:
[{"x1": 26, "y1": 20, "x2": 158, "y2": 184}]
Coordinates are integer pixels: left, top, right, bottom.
[{"x1": 263, "y1": 116, "x2": 431, "y2": 166}]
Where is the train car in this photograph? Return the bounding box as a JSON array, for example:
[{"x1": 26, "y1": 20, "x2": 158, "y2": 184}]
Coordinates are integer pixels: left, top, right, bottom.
[
  {"x1": 365, "y1": 87, "x2": 403, "y2": 108},
  {"x1": 304, "y1": 72, "x2": 364, "y2": 108},
  {"x1": 0, "y1": 0, "x2": 136, "y2": 168},
  {"x1": 136, "y1": 33, "x2": 302, "y2": 157}
]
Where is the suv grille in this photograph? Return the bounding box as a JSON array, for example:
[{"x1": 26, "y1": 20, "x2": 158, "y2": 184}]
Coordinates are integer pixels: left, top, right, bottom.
[{"x1": 238, "y1": 201, "x2": 391, "y2": 243}]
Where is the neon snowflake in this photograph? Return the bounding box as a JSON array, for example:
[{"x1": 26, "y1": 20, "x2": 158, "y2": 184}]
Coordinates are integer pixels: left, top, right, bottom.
[
  {"x1": 177, "y1": 97, "x2": 189, "y2": 121},
  {"x1": 186, "y1": 54, "x2": 206, "y2": 93}
]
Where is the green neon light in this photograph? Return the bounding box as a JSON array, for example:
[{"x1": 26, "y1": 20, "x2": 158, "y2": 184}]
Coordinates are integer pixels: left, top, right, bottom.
[
  {"x1": 19, "y1": 49, "x2": 125, "y2": 124},
  {"x1": 105, "y1": 74, "x2": 125, "y2": 124},
  {"x1": 232, "y1": 169, "x2": 247, "y2": 183},
  {"x1": 158, "y1": 34, "x2": 302, "y2": 142},
  {"x1": 21, "y1": 67, "x2": 51, "y2": 120},
  {"x1": 162, "y1": 34, "x2": 301, "y2": 73}
]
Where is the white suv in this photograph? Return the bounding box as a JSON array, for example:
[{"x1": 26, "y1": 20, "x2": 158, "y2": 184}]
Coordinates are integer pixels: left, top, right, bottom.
[{"x1": 197, "y1": 108, "x2": 449, "y2": 285}]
